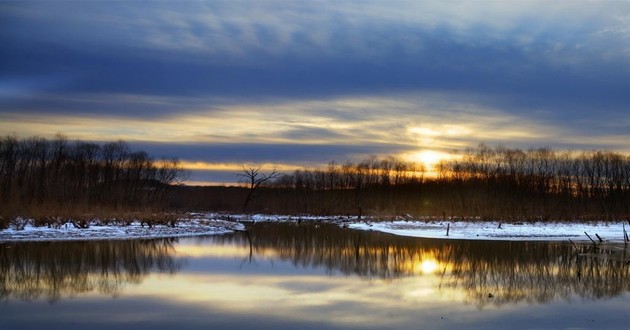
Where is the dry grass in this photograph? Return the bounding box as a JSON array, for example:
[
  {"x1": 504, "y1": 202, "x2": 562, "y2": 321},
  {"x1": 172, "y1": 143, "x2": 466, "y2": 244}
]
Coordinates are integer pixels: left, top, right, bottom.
[{"x1": 1, "y1": 201, "x2": 185, "y2": 231}]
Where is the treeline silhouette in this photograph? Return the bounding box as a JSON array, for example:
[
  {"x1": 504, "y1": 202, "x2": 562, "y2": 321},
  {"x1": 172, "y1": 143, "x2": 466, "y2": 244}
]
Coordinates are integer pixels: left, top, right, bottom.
[
  {"x1": 436, "y1": 145, "x2": 630, "y2": 220},
  {"x1": 207, "y1": 144, "x2": 628, "y2": 220},
  {"x1": 0, "y1": 135, "x2": 185, "y2": 228},
  {"x1": 3, "y1": 135, "x2": 629, "y2": 222}
]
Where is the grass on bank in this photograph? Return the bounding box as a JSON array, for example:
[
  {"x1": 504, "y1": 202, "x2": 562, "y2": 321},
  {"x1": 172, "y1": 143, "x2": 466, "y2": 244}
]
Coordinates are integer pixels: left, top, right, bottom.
[{"x1": 1, "y1": 206, "x2": 183, "y2": 231}]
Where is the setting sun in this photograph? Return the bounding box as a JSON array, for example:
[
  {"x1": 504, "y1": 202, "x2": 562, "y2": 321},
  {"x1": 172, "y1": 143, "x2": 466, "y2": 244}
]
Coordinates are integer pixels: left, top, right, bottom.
[{"x1": 404, "y1": 150, "x2": 454, "y2": 171}]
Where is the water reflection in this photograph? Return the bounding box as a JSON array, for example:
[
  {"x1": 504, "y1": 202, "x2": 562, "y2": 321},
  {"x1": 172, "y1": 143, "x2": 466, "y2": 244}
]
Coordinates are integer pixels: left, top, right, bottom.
[
  {"x1": 1, "y1": 223, "x2": 628, "y2": 308},
  {"x1": 209, "y1": 223, "x2": 630, "y2": 306},
  {"x1": 0, "y1": 239, "x2": 179, "y2": 302}
]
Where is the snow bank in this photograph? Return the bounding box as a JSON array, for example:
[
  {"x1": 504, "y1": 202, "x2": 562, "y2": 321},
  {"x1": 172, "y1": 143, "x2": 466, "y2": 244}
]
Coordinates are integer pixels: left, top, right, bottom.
[
  {"x1": 0, "y1": 219, "x2": 244, "y2": 242},
  {"x1": 232, "y1": 214, "x2": 352, "y2": 222},
  {"x1": 3, "y1": 212, "x2": 627, "y2": 243},
  {"x1": 0, "y1": 212, "x2": 342, "y2": 242},
  {"x1": 347, "y1": 220, "x2": 629, "y2": 242}
]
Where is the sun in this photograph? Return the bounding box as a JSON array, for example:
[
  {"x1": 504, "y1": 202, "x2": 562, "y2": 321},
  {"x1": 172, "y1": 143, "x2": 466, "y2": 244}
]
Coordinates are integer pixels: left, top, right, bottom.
[
  {"x1": 406, "y1": 150, "x2": 451, "y2": 171},
  {"x1": 416, "y1": 150, "x2": 443, "y2": 167}
]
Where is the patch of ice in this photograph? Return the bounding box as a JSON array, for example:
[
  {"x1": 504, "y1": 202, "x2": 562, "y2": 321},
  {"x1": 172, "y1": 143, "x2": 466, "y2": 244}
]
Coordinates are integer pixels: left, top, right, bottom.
[
  {"x1": 347, "y1": 220, "x2": 629, "y2": 242},
  {"x1": 0, "y1": 218, "x2": 244, "y2": 242},
  {"x1": 220, "y1": 213, "x2": 353, "y2": 223},
  {"x1": 4, "y1": 212, "x2": 627, "y2": 243}
]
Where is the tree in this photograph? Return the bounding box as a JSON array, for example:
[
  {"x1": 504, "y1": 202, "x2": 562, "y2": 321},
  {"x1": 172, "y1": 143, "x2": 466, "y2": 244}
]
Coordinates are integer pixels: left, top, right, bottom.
[{"x1": 237, "y1": 165, "x2": 279, "y2": 212}]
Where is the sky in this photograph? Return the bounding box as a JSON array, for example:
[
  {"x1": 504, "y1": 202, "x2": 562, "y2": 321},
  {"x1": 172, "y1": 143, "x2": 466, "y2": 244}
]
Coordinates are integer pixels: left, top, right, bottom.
[{"x1": 1, "y1": 1, "x2": 629, "y2": 185}]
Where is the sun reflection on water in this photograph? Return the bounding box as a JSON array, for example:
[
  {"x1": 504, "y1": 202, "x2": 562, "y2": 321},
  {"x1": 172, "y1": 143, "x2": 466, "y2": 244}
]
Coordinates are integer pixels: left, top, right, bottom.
[
  {"x1": 3, "y1": 224, "x2": 630, "y2": 329},
  {"x1": 417, "y1": 259, "x2": 439, "y2": 274}
]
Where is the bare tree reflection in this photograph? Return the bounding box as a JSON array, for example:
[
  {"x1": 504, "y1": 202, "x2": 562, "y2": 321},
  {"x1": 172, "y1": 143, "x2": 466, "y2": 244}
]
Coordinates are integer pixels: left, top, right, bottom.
[
  {"x1": 211, "y1": 223, "x2": 629, "y2": 307},
  {"x1": 2, "y1": 223, "x2": 627, "y2": 308},
  {"x1": 0, "y1": 239, "x2": 180, "y2": 303}
]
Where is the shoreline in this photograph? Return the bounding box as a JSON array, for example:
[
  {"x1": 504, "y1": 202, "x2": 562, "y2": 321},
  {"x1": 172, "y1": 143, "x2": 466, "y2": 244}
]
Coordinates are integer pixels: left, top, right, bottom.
[
  {"x1": 348, "y1": 220, "x2": 629, "y2": 242},
  {"x1": 1, "y1": 213, "x2": 629, "y2": 243},
  {"x1": 0, "y1": 217, "x2": 244, "y2": 243}
]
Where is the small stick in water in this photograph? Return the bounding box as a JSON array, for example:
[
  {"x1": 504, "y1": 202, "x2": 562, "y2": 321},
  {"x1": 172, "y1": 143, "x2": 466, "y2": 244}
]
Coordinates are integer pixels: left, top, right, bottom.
[
  {"x1": 595, "y1": 233, "x2": 603, "y2": 243},
  {"x1": 584, "y1": 232, "x2": 598, "y2": 247}
]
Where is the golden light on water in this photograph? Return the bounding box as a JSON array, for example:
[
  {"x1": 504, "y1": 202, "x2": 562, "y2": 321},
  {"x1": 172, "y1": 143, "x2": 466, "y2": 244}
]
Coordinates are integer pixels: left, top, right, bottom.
[
  {"x1": 174, "y1": 244, "x2": 250, "y2": 258},
  {"x1": 174, "y1": 242, "x2": 283, "y2": 259},
  {"x1": 417, "y1": 259, "x2": 439, "y2": 274},
  {"x1": 123, "y1": 272, "x2": 453, "y2": 327}
]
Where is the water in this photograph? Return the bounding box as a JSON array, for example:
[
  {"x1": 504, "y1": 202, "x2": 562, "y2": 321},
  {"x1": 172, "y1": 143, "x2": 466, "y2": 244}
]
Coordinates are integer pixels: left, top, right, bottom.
[{"x1": 1, "y1": 223, "x2": 629, "y2": 329}]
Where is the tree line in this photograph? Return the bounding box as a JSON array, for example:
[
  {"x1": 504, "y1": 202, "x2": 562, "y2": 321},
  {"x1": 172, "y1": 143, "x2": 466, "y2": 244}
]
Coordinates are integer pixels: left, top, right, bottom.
[
  {"x1": 2, "y1": 134, "x2": 629, "y2": 222},
  {"x1": 0, "y1": 134, "x2": 185, "y2": 226},
  {"x1": 436, "y1": 144, "x2": 630, "y2": 220},
  {"x1": 255, "y1": 144, "x2": 630, "y2": 220}
]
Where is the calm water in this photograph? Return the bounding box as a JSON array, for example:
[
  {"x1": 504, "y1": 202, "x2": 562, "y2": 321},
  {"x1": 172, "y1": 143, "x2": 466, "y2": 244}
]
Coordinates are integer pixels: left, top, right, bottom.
[{"x1": 1, "y1": 223, "x2": 629, "y2": 330}]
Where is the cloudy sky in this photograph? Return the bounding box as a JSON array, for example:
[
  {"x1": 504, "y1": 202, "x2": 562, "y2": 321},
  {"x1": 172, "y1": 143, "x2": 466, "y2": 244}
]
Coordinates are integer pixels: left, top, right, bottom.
[{"x1": 1, "y1": 1, "x2": 629, "y2": 184}]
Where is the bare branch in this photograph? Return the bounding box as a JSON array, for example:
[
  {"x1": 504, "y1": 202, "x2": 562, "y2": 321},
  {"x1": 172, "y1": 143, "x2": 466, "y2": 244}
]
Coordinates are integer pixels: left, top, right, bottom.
[{"x1": 236, "y1": 165, "x2": 280, "y2": 212}]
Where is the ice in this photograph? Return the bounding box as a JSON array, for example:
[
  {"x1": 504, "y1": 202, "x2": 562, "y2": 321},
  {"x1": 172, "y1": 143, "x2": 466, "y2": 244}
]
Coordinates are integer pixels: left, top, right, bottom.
[
  {"x1": 347, "y1": 220, "x2": 629, "y2": 242},
  {"x1": 2, "y1": 213, "x2": 628, "y2": 243},
  {"x1": 0, "y1": 218, "x2": 244, "y2": 242}
]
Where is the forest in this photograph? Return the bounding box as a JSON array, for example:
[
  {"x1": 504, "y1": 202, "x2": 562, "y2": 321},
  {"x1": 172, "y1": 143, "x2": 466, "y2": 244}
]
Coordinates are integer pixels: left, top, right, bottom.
[
  {"x1": 175, "y1": 144, "x2": 630, "y2": 220},
  {"x1": 1, "y1": 135, "x2": 630, "y2": 228},
  {"x1": 0, "y1": 135, "x2": 185, "y2": 228}
]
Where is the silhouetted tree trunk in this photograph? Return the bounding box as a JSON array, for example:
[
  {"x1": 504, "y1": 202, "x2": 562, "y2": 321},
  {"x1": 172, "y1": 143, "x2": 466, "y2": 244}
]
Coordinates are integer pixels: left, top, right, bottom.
[{"x1": 237, "y1": 166, "x2": 279, "y2": 213}]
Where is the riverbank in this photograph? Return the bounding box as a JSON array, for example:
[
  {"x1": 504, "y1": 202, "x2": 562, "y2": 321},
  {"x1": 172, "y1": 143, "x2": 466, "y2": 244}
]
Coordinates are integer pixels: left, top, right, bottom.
[
  {"x1": 0, "y1": 217, "x2": 244, "y2": 242},
  {"x1": 0, "y1": 213, "x2": 628, "y2": 243},
  {"x1": 348, "y1": 220, "x2": 629, "y2": 242}
]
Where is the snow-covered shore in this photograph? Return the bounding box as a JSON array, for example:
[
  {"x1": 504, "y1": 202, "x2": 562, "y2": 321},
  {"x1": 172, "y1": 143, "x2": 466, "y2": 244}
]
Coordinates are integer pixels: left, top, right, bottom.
[
  {"x1": 1, "y1": 213, "x2": 628, "y2": 243},
  {"x1": 0, "y1": 218, "x2": 244, "y2": 242},
  {"x1": 0, "y1": 213, "x2": 338, "y2": 242},
  {"x1": 348, "y1": 220, "x2": 629, "y2": 242}
]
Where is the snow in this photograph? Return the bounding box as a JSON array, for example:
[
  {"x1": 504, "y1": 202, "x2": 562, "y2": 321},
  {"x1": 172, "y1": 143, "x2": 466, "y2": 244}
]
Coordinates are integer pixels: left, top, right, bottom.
[
  {"x1": 347, "y1": 220, "x2": 629, "y2": 242},
  {"x1": 1, "y1": 212, "x2": 628, "y2": 243},
  {"x1": 235, "y1": 214, "x2": 352, "y2": 222},
  {"x1": 0, "y1": 212, "x2": 342, "y2": 242},
  {"x1": 0, "y1": 218, "x2": 244, "y2": 242}
]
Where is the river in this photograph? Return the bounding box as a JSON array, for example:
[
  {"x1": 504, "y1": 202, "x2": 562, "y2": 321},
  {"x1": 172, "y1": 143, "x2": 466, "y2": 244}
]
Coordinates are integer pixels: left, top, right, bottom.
[{"x1": 1, "y1": 222, "x2": 629, "y2": 329}]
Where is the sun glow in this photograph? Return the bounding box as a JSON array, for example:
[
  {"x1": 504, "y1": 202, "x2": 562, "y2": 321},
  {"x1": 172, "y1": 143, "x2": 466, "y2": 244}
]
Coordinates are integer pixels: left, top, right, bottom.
[
  {"x1": 404, "y1": 150, "x2": 454, "y2": 171},
  {"x1": 417, "y1": 259, "x2": 439, "y2": 274},
  {"x1": 176, "y1": 161, "x2": 303, "y2": 172}
]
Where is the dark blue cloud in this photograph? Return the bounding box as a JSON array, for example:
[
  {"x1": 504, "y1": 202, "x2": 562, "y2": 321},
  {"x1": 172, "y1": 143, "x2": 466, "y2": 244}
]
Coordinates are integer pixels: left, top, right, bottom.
[
  {"x1": 280, "y1": 127, "x2": 350, "y2": 141},
  {"x1": 129, "y1": 142, "x2": 415, "y2": 184},
  {"x1": 3, "y1": 36, "x2": 628, "y2": 128},
  {"x1": 130, "y1": 142, "x2": 411, "y2": 164},
  {"x1": 2, "y1": 1, "x2": 629, "y2": 183},
  {"x1": 2, "y1": 1, "x2": 629, "y2": 119}
]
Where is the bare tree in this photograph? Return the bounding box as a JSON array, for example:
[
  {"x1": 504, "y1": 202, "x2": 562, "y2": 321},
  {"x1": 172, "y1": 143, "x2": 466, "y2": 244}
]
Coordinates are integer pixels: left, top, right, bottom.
[
  {"x1": 0, "y1": 134, "x2": 187, "y2": 225},
  {"x1": 237, "y1": 165, "x2": 279, "y2": 212}
]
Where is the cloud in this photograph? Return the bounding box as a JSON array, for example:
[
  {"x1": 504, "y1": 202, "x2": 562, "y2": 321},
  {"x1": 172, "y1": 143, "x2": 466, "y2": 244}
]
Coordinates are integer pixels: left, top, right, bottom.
[
  {"x1": 7, "y1": 1, "x2": 626, "y2": 60},
  {"x1": 2, "y1": 92, "x2": 627, "y2": 151},
  {"x1": 2, "y1": 1, "x2": 630, "y2": 183},
  {"x1": 132, "y1": 142, "x2": 409, "y2": 165},
  {"x1": 11, "y1": 2, "x2": 630, "y2": 61},
  {"x1": 2, "y1": 1, "x2": 629, "y2": 136}
]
